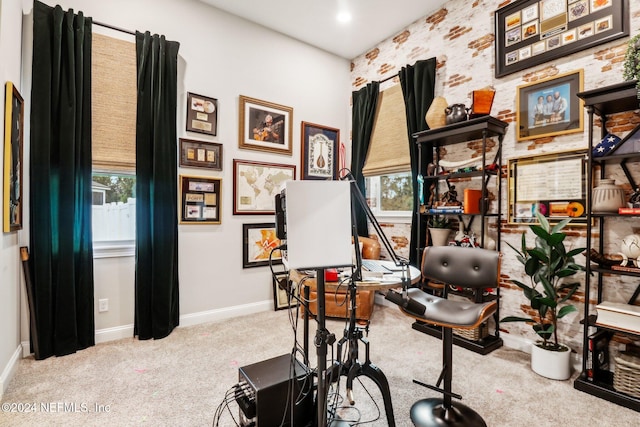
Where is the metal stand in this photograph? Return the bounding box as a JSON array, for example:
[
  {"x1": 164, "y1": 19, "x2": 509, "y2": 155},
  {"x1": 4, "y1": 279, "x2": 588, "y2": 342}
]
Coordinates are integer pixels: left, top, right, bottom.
[
  {"x1": 336, "y1": 278, "x2": 396, "y2": 426},
  {"x1": 410, "y1": 328, "x2": 486, "y2": 427}
]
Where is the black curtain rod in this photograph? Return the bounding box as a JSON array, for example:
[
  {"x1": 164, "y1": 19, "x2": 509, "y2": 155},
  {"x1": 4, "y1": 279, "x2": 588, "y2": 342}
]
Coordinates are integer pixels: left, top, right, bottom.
[
  {"x1": 93, "y1": 20, "x2": 136, "y2": 36},
  {"x1": 379, "y1": 73, "x2": 399, "y2": 84}
]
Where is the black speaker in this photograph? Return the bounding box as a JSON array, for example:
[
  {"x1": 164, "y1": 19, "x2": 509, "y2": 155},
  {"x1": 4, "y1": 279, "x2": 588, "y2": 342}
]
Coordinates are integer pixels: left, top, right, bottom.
[{"x1": 236, "y1": 354, "x2": 314, "y2": 427}]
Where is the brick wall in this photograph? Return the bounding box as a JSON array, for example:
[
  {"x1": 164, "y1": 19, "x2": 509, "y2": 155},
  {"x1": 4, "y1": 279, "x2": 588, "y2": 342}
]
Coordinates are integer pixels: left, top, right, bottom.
[{"x1": 351, "y1": 0, "x2": 640, "y2": 351}]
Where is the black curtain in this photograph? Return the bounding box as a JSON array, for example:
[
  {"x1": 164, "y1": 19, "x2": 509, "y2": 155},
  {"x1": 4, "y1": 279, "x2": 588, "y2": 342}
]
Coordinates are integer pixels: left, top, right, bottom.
[
  {"x1": 350, "y1": 82, "x2": 379, "y2": 237},
  {"x1": 30, "y1": 1, "x2": 94, "y2": 359},
  {"x1": 134, "y1": 31, "x2": 180, "y2": 340},
  {"x1": 399, "y1": 58, "x2": 437, "y2": 266}
]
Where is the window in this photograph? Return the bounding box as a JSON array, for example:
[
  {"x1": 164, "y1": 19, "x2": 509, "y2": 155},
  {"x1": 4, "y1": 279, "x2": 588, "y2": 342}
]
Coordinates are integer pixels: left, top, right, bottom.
[
  {"x1": 366, "y1": 172, "x2": 413, "y2": 218},
  {"x1": 92, "y1": 173, "x2": 136, "y2": 257},
  {"x1": 91, "y1": 30, "x2": 137, "y2": 258}
]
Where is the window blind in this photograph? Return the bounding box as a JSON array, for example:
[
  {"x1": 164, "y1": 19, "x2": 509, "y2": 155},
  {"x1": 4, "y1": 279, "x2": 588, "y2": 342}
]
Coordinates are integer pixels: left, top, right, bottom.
[
  {"x1": 362, "y1": 84, "x2": 410, "y2": 177},
  {"x1": 92, "y1": 33, "x2": 137, "y2": 172}
]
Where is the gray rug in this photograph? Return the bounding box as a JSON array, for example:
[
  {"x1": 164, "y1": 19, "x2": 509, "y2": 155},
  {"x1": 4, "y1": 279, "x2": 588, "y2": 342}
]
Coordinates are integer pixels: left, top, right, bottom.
[{"x1": 1, "y1": 304, "x2": 638, "y2": 426}]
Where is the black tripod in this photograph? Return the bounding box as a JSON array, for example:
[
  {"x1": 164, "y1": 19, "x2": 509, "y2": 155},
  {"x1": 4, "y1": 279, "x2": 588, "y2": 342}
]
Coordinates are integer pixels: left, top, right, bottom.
[{"x1": 334, "y1": 273, "x2": 396, "y2": 427}]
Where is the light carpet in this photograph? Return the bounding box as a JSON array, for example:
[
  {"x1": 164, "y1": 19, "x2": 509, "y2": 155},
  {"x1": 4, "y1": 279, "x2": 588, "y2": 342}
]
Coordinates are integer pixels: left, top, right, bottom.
[{"x1": 1, "y1": 304, "x2": 638, "y2": 426}]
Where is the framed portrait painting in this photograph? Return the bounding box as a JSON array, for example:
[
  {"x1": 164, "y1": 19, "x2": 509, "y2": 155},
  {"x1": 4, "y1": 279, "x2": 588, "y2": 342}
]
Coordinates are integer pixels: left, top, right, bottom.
[
  {"x1": 238, "y1": 95, "x2": 293, "y2": 155},
  {"x1": 186, "y1": 92, "x2": 217, "y2": 136},
  {"x1": 242, "y1": 222, "x2": 283, "y2": 268},
  {"x1": 301, "y1": 122, "x2": 340, "y2": 180},
  {"x1": 4, "y1": 82, "x2": 24, "y2": 232},
  {"x1": 233, "y1": 159, "x2": 296, "y2": 215},
  {"x1": 516, "y1": 69, "x2": 584, "y2": 142},
  {"x1": 179, "y1": 175, "x2": 222, "y2": 224}
]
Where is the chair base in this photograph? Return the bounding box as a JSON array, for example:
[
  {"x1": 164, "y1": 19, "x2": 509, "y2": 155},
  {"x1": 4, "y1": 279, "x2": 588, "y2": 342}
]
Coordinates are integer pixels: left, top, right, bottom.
[{"x1": 410, "y1": 398, "x2": 487, "y2": 427}]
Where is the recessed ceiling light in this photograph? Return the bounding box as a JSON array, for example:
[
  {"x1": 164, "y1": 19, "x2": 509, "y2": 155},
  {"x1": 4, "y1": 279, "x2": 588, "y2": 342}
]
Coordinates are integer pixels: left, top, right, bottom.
[{"x1": 337, "y1": 11, "x2": 352, "y2": 23}]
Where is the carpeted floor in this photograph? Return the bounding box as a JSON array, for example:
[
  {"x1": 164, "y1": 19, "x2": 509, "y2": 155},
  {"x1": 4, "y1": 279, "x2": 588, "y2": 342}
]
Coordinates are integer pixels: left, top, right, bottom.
[{"x1": 1, "y1": 304, "x2": 638, "y2": 426}]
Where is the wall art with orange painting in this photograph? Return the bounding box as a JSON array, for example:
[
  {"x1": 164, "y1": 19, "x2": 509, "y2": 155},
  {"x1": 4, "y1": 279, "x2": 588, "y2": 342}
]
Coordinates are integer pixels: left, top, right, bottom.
[{"x1": 242, "y1": 222, "x2": 283, "y2": 268}]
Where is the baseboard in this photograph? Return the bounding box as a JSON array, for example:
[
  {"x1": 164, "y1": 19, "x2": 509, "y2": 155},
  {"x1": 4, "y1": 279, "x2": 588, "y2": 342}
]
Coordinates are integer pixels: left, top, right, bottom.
[
  {"x1": 17, "y1": 300, "x2": 275, "y2": 358},
  {"x1": 93, "y1": 300, "x2": 273, "y2": 343},
  {"x1": 179, "y1": 300, "x2": 272, "y2": 327},
  {"x1": 0, "y1": 345, "x2": 22, "y2": 399}
]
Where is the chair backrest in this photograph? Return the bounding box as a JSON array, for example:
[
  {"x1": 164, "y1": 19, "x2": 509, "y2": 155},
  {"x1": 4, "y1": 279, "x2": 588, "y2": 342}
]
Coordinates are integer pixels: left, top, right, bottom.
[{"x1": 420, "y1": 246, "x2": 500, "y2": 289}]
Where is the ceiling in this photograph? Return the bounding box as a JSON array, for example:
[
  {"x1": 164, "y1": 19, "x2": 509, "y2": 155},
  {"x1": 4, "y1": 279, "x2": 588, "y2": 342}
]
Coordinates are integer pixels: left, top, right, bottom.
[{"x1": 198, "y1": 0, "x2": 449, "y2": 60}]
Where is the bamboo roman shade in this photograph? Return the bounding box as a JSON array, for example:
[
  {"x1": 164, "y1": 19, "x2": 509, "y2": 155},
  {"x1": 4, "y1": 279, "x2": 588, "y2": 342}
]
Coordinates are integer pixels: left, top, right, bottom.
[
  {"x1": 362, "y1": 83, "x2": 410, "y2": 176},
  {"x1": 92, "y1": 33, "x2": 137, "y2": 172}
]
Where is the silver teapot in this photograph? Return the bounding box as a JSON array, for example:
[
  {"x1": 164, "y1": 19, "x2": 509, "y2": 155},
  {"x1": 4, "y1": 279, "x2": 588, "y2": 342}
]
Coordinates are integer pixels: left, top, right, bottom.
[{"x1": 445, "y1": 104, "x2": 469, "y2": 125}]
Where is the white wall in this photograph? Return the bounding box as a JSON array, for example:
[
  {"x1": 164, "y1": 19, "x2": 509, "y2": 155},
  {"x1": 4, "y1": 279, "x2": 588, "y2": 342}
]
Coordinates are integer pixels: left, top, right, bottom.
[
  {"x1": 0, "y1": 0, "x2": 27, "y2": 398},
  {"x1": 1, "y1": 0, "x2": 351, "y2": 388}
]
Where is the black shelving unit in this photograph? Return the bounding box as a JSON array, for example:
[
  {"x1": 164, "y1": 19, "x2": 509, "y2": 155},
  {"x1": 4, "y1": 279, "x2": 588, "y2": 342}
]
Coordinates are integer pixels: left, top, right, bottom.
[
  {"x1": 412, "y1": 115, "x2": 508, "y2": 355},
  {"x1": 574, "y1": 80, "x2": 640, "y2": 412}
]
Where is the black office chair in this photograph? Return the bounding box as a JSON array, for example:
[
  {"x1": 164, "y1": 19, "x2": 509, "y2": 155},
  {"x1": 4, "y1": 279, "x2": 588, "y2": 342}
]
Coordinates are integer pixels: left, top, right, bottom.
[{"x1": 388, "y1": 246, "x2": 500, "y2": 427}]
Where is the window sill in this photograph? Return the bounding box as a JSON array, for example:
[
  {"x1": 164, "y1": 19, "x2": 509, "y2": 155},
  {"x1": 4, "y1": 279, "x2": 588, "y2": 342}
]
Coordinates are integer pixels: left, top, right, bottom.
[
  {"x1": 93, "y1": 241, "x2": 135, "y2": 259},
  {"x1": 374, "y1": 214, "x2": 412, "y2": 224}
]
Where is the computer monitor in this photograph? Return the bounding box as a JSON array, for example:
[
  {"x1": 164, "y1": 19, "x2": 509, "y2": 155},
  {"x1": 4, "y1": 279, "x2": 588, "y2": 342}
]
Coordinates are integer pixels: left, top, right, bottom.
[{"x1": 282, "y1": 180, "x2": 353, "y2": 270}]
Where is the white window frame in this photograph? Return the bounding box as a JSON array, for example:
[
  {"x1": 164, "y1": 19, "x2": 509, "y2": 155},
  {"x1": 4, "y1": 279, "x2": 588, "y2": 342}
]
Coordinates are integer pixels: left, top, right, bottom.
[
  {"x1": 366, "y1": 172, "x2": 413, "y2": 222},
  {"x1": 92, "y1": 171, "x2": 136, "y2": 258}
]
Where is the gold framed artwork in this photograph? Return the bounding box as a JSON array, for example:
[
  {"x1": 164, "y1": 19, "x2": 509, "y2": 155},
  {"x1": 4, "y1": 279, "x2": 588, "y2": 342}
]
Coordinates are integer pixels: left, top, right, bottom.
[
  {"x1": 300, "y1": 122, "x2": 339, "y2": 180},
  {"x1": 516, "y1": 69, "x2": 584, "y2": 141},
  {"x1": 238, "y1": 95, "x2": 293, "y2": 155},
  {"x1": 495, "y1": 0, "x2": 629, "y2": 78},
  {"x1": 186, "y1": 92, "x2": 217, "y2": 136},
  {"x1": 179, "y1": 138, "x2": 222, "y2": 170},
  {"x1": 179, "y1": 175, "x2": 221, "y2": 224},
  {"x1": 508, "y1": 149, "x2": 588, "y2": 225},
  {"x1": 4, "y1": 82, "x2": 24, "y2": 232}
]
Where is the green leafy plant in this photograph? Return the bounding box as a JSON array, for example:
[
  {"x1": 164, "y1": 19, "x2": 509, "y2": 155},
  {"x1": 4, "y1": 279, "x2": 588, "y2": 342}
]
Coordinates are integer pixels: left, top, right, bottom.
[
  {"x1": 427, "y1": 215, "x2": 450, "y2": 228},
  {"x1": 623, "y1": 33, "x2": 640, "y2": 98},
  {"x1": 501, "y1": 212, "x2": 586, "y2": 351}
]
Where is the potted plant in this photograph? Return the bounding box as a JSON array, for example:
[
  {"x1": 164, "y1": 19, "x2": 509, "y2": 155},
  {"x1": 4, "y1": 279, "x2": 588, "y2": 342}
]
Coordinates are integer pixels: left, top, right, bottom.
[
  {"x1": 427, "y1": 215, "x2": 451, "y2": 246},
  {"x1": 502, "y1": 211, "x2": 586, "y2": 380},
  {"x1": 623, "y1": 33, "x2": 640, "y2": 98}
]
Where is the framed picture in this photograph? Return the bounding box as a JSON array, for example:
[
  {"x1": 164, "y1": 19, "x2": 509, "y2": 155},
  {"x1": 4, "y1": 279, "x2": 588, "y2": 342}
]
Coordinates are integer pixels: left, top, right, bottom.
[
  {"x1": 186, "y1": 92, "x2": 217, "y2": 136},
  {"x1": 508, "y1": 149, "x2": 588, "y2": 225},
  {"x1": 301, "y1": 122, "x2": 340, "y2": 180},
  {"x1": 495, "y1": 0, "x2": 629, "y2": 78},
  {"x1": 238, "y1": 95, "x2": 293, "y2": 155},
  {"x1": 179, "y1": 138, "x2": 222, "y2": 170},
  {"x1": 242, "y1": 222, "x2": 283, "y2": 268},
  {"x1": 516, "y1": 69, "x2": 584, "y2": 142},
  {"x1": 179, "y1": 175, "x2": 221, "y2": 224},
  {"x1": 272, "y1": 271, "x2": 298, "y2": 310},
  {"x1": 4, "y1": 82, "x2": 24, "y2": 232},
  {"x1": 233, "y1": 159, "x2": 295, "y2": 215}
]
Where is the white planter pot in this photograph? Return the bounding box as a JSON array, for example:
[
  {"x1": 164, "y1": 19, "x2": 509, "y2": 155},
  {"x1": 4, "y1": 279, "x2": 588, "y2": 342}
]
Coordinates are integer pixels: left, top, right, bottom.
[
  {"x1": 530, "y1": 342, "x2": 572, "y2": 380},
  {"x1": 428, "y1": 228, "x2": 451, "y2": 246}
]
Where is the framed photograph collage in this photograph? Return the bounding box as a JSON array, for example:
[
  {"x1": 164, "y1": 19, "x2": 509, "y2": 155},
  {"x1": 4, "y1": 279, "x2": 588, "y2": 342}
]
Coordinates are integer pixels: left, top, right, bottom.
[{"x1": 495, "y1": 0, "x2": 629, "y2": 78}]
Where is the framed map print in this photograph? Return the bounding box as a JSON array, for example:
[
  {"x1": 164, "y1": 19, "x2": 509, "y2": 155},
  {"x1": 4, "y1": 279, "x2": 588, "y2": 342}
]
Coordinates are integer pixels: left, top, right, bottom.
[{"x1": 233, "y1": 159, "x2": 296, "y2": 215}]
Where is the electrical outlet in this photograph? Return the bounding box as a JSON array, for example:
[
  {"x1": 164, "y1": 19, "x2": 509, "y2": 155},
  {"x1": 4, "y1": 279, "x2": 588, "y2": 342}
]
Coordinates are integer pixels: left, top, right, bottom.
[{"x1": 98, "y1": 298, "x2": 109, "y2": 312}]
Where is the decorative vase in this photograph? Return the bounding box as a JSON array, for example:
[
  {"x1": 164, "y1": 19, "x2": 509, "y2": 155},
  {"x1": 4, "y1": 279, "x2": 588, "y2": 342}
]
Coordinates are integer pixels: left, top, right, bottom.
[
  {"x1": 428, "y1": 227, "x2": 451, "y2": 246},
  {"x1": 530, "y1": 342, "x2": 572, "y2": 380},
  {"x1": 425, "y1": 96, "x2": 448, "y2": 129},
  {"x1": 592, "y1": 179, "x2": 626, "y2": 213}
]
